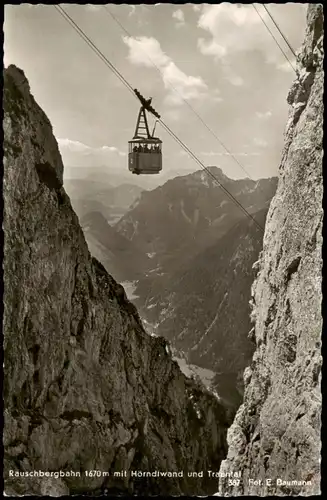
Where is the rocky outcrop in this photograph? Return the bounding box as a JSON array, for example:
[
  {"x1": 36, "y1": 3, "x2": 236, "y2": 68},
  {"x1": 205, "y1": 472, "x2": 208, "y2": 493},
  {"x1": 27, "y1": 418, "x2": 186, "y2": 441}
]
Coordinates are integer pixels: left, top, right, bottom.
[
  {"x1": 3, "y1": 65, "x2": 228, "y2": 496},
  {"x1": 219, "y1": 4, "x2": 323, "y2": 496}
]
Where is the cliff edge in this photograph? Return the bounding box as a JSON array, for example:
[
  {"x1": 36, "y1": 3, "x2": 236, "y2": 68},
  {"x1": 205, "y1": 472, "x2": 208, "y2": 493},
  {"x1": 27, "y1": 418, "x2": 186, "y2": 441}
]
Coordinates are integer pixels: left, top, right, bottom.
[
  {"x1": 219, "y1": 4, "x2": 323, "y2": 496},
  {"x1": 3, "y1": 65, "x2": 228, "y2": 496}
]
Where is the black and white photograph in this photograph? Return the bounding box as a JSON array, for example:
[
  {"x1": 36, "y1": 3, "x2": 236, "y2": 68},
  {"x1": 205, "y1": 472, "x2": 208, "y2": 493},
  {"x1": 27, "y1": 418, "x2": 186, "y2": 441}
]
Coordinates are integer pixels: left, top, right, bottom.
[{"x1": 2, "y1": 2, "x2": 323, "y2": 496}]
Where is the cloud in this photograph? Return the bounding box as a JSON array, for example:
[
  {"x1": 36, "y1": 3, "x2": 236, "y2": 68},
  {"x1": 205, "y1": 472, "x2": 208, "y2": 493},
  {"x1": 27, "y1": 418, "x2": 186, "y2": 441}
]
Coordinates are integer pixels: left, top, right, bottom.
[
  {"x1": 201, "y1": 151, "x2": 261, "y2": 157},
  {"x1": 85, "y1": 5, "x2": 102, "y2": 12},
  {"x1": 198, "y1": 4, "x2": 266, "y2": 51},
  {"x1": 123, "y1": 36, "x2": 170, "y2": 68},
  {"x1": 101, "y1": 145, "x2": 119, "y2": 153},
  {"x1": 164, "y1": 108, "x2": 183, "y2": 122},
  {"x1": 172, "y1": 9, "x2": 185, "y2": 27},
  {"x1": 197, "y1": 38, "x2": 227, "y2": 60},
  {"x1": 122, "y1": 36, "x2": 208, "y2": 105},
  {"x1": 228, "y1": 75, "x2": 244, "y2": 86},
  {"x1": 57, "y1": 138, "x2": 125, "y2": 156},
  {"x1": 197, "y1": 8, "x2": 249, "y2": 86},
  {"x1": 163, "y1": 62, "x2": 208, "y2": 104},
  {"x1": 220, "y1": 62, "x2": 245, "y2": 86},
  {"x1": 57, "y1": 138, "x2": 91, "y2": 153},
  {"x1": 253, "y1": 137, "x2": 268, "y2": 148},
  {"x1": 57, "y1": 138, "x2": 127, "y2": 168},
  {"x1": 277, "y1": 59, "x2": 297, "y2": 72},
  {"x1": 197, "y1": 4, "x2": 301, "y2": 68},
  {"x1": 256, "y1": 110, "x2": 272, "y2": 119}
]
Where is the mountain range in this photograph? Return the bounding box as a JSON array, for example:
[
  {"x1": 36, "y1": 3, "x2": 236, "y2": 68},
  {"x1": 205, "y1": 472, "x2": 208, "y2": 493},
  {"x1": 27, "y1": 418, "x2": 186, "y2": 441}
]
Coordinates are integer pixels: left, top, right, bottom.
[
  {"x1": 80, "y1": 165, "x2": 277, "y2": 410},
  {"x1": 115, "y1": 167, "x2": 276, "y2": 273},
  {"x1": 64, "y1": 179, "x2": 144, "y2": 224}
]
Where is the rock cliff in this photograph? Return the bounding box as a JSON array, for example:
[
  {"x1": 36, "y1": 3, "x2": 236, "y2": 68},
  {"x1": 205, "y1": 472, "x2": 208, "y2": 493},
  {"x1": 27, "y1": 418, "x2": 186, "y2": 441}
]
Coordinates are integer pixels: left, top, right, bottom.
[
  {"x1": 219, "y1": 4, "x2": 323, "y2": 496},
  {"x1": 3, "y1": 65, "x2": 228, "y2": 496}
]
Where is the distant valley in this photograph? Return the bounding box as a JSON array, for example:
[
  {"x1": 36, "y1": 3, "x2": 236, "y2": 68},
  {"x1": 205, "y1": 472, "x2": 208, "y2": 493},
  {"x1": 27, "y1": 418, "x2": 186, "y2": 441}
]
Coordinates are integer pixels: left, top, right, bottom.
[
  {"x1": 64, "y1": 178, "x2": 144, "y2": 224},
  {"x1": 73, "y1": 166, "x2": 277, "y2": 411}
]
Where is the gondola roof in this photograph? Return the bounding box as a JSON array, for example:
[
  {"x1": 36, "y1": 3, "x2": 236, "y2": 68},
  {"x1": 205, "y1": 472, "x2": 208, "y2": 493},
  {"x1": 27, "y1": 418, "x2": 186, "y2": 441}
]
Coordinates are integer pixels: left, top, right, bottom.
[{"x1": 129, "y1": 136, "x2": 163, "y2": 144}]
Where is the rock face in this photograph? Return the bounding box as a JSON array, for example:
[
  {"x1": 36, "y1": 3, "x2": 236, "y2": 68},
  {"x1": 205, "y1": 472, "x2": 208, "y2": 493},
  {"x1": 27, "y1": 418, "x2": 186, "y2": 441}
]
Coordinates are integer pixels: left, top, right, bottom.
[
  {"x1": 219, "y1": 4, "x2": 323, "y2": 496},
  {"x1": 3, "y1": 65, "x2": 228, "y2": 496}
]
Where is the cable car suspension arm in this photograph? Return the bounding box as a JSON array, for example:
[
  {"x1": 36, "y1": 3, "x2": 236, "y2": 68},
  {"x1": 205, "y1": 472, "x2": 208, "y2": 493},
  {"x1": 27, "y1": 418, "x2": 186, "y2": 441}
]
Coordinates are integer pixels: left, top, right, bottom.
[
  {"x1": 152, "y1": 119, "x2": 159, "y2": 138},
  {"x1": 134, "y1": 88, "x2": 161, "y2": 119}
]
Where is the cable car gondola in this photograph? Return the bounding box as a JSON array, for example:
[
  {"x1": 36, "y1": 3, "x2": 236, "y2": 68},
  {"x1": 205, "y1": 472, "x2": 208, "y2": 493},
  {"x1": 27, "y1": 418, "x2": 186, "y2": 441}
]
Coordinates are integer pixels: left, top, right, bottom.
[{"x1": 128, "y1": 89, "x2": 162, "y2": 175}]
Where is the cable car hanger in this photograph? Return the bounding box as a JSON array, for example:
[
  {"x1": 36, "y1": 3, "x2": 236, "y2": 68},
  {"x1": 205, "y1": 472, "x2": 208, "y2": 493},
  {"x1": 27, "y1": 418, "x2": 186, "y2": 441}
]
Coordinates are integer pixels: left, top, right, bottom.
[
  {"x1": 128, "y1": 89, "x2": 163, "y2": 175},
  {"x1": 132, "y1": 88, "x2": 161, "y2": 140},
  {"x1": 134, "y1": 88, "x2": 161, "y2": 119}
]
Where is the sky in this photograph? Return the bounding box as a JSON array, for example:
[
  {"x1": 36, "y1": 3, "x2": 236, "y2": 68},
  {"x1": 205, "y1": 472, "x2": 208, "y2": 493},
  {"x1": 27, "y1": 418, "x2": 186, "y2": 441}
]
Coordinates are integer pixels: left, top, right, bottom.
[{"x1": 4, "y1": 3, "x2": 308, "y2": 188}]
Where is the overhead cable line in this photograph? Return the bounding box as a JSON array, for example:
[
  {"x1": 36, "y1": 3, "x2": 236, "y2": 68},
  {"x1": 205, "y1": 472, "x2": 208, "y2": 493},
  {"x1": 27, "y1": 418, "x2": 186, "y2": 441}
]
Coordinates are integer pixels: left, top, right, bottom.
[
  {"x1": 54, "y1": 4, "x2": 264, "y2": 233},
  {"x1": 158, "y1": 119, "x2": 264, "y2": 231},
  {"x1": 102, "y1": 6, "x2": 189, "y2": 182},
  {"x1": 262, "y1": 5, "x2": 298, "y2": 60},
  {"x1": 104, "y1": 5, "x2": 255, "y2": 182},
  {"x1": 54, "y1": 5, "x2": 136, "y2": 97},
  {"x1": 252, "y1": 4, "x2": 297, "y2": 74}
]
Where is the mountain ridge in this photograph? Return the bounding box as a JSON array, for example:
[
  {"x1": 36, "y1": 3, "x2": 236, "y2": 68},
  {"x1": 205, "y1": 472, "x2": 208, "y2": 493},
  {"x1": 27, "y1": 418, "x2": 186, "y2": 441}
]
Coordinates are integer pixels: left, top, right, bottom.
[
  {"x1": 64, "y1": 180, "x2": 144, "y2": 224},
  {"x1": 115, "y1": 165, "x2": 277, "y2": 277}
]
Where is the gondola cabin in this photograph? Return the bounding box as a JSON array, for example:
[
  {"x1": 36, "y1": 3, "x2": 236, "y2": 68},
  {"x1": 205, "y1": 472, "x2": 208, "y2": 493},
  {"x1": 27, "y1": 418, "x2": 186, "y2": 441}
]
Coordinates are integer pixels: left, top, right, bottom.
[
  {"x1": 128, "y1": 89, "x2": 163, "y2": 175},
  {"x1": 128, "y1": 137, "x2": 162, "y2": 175}
]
